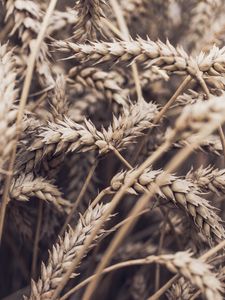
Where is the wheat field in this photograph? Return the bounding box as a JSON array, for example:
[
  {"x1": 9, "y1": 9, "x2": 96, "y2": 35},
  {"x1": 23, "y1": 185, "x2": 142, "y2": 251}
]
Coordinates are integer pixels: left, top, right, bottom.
[{"x1": 0, "y1": 0, "x2": 225, "y2": 299}]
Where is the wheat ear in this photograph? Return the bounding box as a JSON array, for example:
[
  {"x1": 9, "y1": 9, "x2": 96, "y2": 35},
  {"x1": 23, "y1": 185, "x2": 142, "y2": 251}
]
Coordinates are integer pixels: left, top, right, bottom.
[
  {"x1": 67, "y1": 66, "x2": 129, "y2": 108},
  {"x1": 187, "y1": 166, "x2": 225, "y2": 195},
  {"x1": 16, "y1": 100, "x2": 157, "y2": 173},
  {"x1": 153, "y1": 251, "x2": 223, "y2": 300},
  {"x1": 28, "y1": 203, "x2": 110, "y2": 300},
  {"x1": 9, "y1": 174, "x2": 71, "y2": 212},
  {"x1": 48, "y1": 75, "x2": 68, "y2": 121},
  {"x1": 110, "y1": 167, "x2": 225, "y2": 242},
  {"x1": 187, "y1": 0, "x2": 224, "y2": 52},
  {"x1": 73, "y1": 0, "x2": 107, "y2": 41}
]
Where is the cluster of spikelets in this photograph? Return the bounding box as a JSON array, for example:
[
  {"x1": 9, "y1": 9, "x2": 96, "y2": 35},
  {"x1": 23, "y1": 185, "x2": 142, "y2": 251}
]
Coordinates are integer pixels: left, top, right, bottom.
[{"x1": 1, "y1": 0, "x2": 225, "y2": 299}]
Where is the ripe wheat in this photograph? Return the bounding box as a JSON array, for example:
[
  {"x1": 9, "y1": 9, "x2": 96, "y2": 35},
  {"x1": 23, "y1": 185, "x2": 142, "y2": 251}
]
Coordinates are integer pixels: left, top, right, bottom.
[{"x1": 1, "y1": 1, "x2": 225, "y2": 299}]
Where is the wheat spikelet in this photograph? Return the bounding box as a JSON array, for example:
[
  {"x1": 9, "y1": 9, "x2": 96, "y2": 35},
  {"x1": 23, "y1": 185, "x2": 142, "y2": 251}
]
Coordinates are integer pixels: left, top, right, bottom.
[
  {"x1": 67, "y1": 66, "x2": 129, "y2": 108},
  {"x1": 73, "y1": 0, "x2": 107, "y2": 41},
  {"x1": 129, "y1": 267, "x2": 148, "y2": 300},
  {"x1": 205, "y1": 19, "x2": 225, "y2": 50},
  {"x1": 48, "y1": 75, "x2": 68, "y2": 121},
  {"x1": 28, "y1": 203, "x2": 110, "y2": 300},
  {"x1": 140, "y1": 66, "x2": 169, "y2": 87},
  {"x1": 110, "y1": 167, "x2": 225, "y2": 241},
  {"x1": 5, "y1": 0, "x2": 43, "y2": 44},
  {"x1": 68, "y1": 92, "x2": 104, "y2": 123},
  {"x1": 154, "y1": 251, "x2": 222, "y2": 300},
  {"x1": 187, "y1": 166, "x2": 225, "y2": 195},
  {"x1": 0, "y1": 43, "x2": 18, "y2": 175},
  {"x1": 166, "y1": 277, "x2": 194, "y2": 300},
  {"x1": 120, "y1": 0, "x2": 148, "y2": 24}
]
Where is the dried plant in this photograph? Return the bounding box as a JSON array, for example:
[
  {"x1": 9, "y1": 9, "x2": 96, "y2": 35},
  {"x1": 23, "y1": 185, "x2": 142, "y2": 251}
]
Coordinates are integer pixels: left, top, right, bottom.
[{"x1": 1, "y1": 1, "x2": 225, "y2": 300}]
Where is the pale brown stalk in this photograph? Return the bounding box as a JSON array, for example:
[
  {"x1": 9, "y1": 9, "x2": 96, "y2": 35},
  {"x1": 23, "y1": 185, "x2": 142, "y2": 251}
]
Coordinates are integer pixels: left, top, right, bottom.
[{"x1": 0, "y1": 43, "x2": 18, "y2": 177}]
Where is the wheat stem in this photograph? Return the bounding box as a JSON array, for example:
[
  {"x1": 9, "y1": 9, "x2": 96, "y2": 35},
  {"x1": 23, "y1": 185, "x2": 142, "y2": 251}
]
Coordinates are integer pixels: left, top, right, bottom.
[{"x1": 59, "y1": 161, "x2": 98, "y2": 236}]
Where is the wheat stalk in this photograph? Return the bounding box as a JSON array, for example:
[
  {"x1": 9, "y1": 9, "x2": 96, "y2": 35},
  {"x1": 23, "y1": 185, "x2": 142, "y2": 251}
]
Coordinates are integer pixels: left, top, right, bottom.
[{"x1": 0, "y1": 43, "x2": 18, "y2": 175}]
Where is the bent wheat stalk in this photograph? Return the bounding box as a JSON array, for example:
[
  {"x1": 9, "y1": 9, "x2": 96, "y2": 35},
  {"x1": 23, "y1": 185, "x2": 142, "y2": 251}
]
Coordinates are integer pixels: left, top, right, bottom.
[{"x1": 62, "y1": 251, "x2": 222, "y2": 300}]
